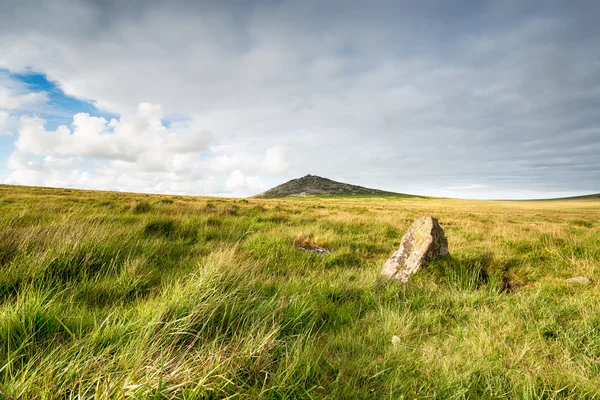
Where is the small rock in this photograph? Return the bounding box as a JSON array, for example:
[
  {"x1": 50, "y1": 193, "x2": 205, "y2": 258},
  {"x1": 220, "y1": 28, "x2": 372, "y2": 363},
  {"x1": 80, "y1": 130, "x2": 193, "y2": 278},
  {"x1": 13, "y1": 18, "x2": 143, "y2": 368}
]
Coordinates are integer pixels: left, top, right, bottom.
[
  {"x1": 381, "y1": 216, "x2": 449, "y2": 282},
  {"x1": 298, "y1": 245, "x2": 330, "y2": 254},
  {"x1": 391, "y1": 335, "x2": 401, "y2": 345},
  {"x1": 566, "y1": 276, "x2": 592, "y2": 285}
]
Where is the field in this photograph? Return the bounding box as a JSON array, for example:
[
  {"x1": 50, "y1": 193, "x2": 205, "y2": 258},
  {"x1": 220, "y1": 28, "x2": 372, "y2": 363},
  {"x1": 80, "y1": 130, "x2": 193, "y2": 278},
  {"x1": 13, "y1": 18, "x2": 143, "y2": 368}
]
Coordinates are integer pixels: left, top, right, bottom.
[{"x1": 0, "y1": 184, "x2": 599, "y2": 399}]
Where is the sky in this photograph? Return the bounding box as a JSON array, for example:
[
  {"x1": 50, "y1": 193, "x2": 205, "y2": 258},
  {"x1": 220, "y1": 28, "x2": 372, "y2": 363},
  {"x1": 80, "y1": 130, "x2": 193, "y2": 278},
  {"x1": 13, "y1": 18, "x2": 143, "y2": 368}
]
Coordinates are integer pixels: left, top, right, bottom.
[{"x1": 0, "y1": 0, "x2": 599, "y2": 199}]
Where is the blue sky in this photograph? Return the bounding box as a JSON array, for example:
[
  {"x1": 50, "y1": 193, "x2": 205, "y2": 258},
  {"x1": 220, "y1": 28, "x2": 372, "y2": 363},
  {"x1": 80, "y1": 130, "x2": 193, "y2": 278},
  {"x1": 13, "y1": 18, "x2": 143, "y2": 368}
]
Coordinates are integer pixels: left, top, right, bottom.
[
  {"x1": 11, "y1": 71, "x2": 112, "y2": 129},
  {"x1": 0, "y1": 0, "x2": 599, "y2": 199}
]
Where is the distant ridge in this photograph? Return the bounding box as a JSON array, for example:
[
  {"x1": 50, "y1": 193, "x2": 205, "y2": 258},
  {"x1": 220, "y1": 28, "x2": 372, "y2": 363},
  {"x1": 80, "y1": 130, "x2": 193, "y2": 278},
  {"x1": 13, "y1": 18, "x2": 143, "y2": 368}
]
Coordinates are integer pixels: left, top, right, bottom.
[
  {"x1": 541, "y1": 193, "x2": 600, "y2": 201},
  {"x1": 252, "y1": 174, "x2": 411, "y2": 198}
]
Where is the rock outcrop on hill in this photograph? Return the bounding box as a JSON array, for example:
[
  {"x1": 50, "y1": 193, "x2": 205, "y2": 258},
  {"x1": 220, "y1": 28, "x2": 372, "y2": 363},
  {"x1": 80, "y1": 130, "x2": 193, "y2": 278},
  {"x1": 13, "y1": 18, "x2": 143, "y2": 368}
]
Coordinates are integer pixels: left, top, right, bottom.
[{"x1": 253, "y1": 174, "x2": 406, "y2": 198}]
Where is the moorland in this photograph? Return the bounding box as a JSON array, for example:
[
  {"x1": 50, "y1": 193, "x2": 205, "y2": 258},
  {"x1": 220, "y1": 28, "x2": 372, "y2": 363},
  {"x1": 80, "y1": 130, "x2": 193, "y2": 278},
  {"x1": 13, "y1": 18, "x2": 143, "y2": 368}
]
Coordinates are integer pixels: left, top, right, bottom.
[{"x1": 0, "y1": 184, "x2": 599, "y2": 399}]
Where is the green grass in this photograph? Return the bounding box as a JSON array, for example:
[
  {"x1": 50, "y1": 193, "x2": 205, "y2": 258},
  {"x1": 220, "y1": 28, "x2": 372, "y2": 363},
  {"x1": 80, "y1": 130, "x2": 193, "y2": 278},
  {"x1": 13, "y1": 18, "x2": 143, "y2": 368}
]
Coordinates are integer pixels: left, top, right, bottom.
[{"x1": 1, "y1": 184, "x2": 600, "y2": 399}]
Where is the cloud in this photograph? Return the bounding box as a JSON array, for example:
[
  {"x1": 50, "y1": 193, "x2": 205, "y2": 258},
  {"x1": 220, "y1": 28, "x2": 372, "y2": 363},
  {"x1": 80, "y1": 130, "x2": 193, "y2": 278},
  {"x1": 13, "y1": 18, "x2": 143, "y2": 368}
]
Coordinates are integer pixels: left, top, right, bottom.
[
  {"x1": 224, "y1": 170, "x2": 263, "y2": 193},
  {"x1": 0, "y1": 88, "x2": 48, "y2": 111},
  {"x1": 15, "y1": 103, "x2": 212, "y2": 162},
  {"x1": 263, "y1": 146, "x2": 289, "y2": 175},
  {"x1": 0, "y1": 111, "x2": 11, "y2": 136},
  {"x1": 0, "y1": 72, "x2": 49, "y2": 137},
  {"x1": 0, "y1": 1, "x2": 599, "y2": 198},
  {"x1": 6, "y1": 103, "x2": 286, "y2": 195},
  {"x1": 0, "y1": 71, "x2": 48, "y2": 112},
  {"x1": 6, "y1": 151, "x2": 88, "y2": 188}
]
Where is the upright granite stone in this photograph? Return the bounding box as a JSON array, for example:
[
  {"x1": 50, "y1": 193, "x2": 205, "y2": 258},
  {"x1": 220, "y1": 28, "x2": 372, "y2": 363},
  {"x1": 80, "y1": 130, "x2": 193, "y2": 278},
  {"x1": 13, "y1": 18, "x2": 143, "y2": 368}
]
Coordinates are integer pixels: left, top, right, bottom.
[{"x1": 381, "y1": 216, "x2": 449, "y2": 282}]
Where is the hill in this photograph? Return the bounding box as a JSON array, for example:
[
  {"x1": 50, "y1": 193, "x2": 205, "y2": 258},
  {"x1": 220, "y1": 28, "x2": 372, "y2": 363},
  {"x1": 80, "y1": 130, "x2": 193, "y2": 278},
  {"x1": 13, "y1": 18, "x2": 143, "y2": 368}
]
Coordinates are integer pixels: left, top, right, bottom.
[
  {"x1": 546, "y1": 193, "x2": 600, "y2": 200},
  {"x1": 253, "y1": 174, "x2": 408, "y2": 198}
]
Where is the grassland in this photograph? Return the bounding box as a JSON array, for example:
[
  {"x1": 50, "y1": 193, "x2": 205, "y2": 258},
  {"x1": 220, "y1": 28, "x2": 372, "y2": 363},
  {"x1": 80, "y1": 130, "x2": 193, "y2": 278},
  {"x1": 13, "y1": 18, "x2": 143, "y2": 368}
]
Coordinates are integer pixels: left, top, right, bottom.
[{"x1": 0, "y1": 184, "x2": 599, "y2": 399}]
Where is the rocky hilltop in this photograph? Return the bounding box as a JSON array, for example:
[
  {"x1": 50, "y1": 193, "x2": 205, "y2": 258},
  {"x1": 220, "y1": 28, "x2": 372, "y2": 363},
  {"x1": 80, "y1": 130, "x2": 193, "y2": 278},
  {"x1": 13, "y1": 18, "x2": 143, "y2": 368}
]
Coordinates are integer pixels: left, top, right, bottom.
[{"x1": 253, "y1": 174, "x2": 407, "y2": 198}]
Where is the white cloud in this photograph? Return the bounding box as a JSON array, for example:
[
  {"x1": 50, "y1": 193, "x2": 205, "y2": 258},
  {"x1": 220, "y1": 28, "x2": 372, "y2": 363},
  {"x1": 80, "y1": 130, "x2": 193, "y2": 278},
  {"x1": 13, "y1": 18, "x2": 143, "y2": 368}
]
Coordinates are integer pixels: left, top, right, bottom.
[
  {"x1": 263, "y1": 146, "x2": 289, "y2": 174},
  {"x1": 0, "y1": 73, "x2": 48, "y2": 137},
  {"x1": 15, "y1": 103, "x2": 212, "y2": 162},
  {"x1": 224, "y1": 170, "x2": 263, "y2": 193},
  {"x1": 6, "y1": 103, "x2": 287, "y2": 196},
  {"x1": 6, "y1": 151, "x2": 89, "y2": 188},
  {"x1": 0, "y1": 111, "x2": 11, "y2": 136},
  {"x1": 0, "y1": 88, "x2": 48, "y2": 111},
  {"x1": 0, "y1": 71, "x2": 48, "y2": 113}
]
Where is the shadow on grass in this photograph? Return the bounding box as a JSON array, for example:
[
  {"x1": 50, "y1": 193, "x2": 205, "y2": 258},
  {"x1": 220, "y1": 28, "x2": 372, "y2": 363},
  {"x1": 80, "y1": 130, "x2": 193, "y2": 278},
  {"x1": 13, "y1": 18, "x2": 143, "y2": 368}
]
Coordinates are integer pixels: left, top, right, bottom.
[
  {"x1": 430, "y1": 254, "x2": 490, "y2": 290},
  {"x1": 428, "y1": 252, "x2": 526, "y2": 293}
]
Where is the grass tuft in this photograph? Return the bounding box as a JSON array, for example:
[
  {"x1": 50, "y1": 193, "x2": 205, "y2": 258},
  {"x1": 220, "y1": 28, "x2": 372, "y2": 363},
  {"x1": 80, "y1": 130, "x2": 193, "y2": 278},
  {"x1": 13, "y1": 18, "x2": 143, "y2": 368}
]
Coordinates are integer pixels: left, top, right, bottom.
[
  {"x1": 569, "y1": 219, "x2": 594, "y2": 228},
  {"x1": 132, "y1": 200, "x2": 152, "y2": 214},
  {"x1": 144, "y1": 219, "x2": 177, "y2": 238}
]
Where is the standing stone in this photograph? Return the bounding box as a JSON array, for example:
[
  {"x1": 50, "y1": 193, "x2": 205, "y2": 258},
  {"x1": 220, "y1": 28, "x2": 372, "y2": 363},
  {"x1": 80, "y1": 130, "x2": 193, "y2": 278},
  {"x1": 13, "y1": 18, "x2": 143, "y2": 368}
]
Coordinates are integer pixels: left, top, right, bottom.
[{"x1": 381, "y1": 216, "x2": 449, "y2": 282}]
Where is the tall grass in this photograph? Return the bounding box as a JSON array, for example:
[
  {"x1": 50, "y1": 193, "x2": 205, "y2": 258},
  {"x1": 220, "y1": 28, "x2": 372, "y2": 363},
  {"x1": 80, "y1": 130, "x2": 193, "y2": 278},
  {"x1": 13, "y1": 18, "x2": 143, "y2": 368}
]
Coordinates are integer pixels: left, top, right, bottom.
[{"x1": 0, "y1": 184, "x2": 599, "y2": 398}]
